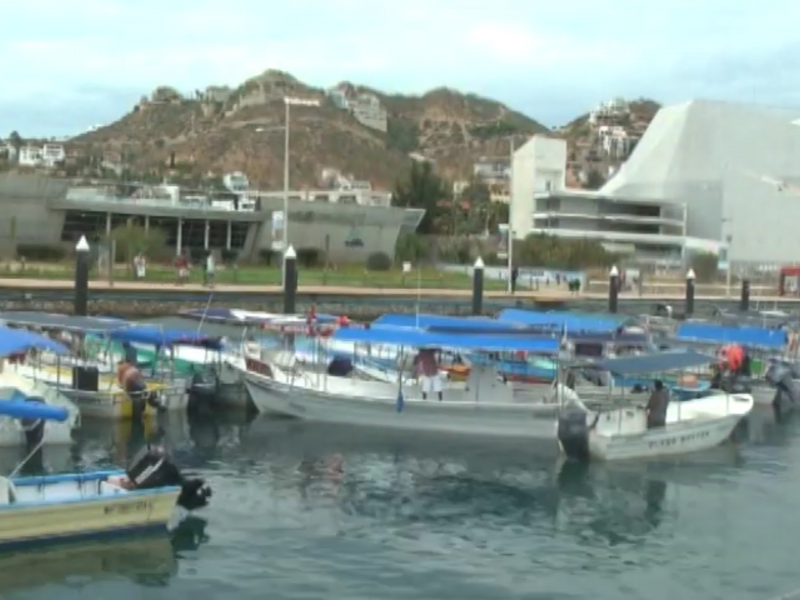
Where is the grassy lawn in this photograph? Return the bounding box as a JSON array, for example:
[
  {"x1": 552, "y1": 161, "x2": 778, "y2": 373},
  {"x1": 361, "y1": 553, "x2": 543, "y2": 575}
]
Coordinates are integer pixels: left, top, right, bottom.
[{"x1": 0, "y1": 262, "x2": 507, "y2": 290}]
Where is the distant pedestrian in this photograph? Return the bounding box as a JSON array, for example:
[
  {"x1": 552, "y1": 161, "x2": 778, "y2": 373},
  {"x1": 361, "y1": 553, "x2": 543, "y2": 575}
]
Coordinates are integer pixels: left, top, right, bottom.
[
  {"x1": 204, "y1": 252, "x2": 216, "y2": 287},
  {"x1": 176, "y1": 254, "x2": 189, "y2": 285},
  {"x1": 511, "y1": 266, "x2": 519, "y2": 294},
  {"x1": 133, "y1": 252, "x2": 146, "y2": 280}
]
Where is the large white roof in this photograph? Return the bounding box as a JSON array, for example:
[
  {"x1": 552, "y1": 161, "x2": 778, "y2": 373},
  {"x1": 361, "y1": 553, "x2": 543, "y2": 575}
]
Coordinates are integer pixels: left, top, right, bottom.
[{"x1": 600, "y1": 100, "x2": 800, "y2": 263}]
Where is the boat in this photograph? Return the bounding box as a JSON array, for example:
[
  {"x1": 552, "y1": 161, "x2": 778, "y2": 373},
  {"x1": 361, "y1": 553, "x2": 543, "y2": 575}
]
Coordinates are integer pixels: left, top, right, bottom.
[
  {"x1": 556, "y1": 350, "x2": 754, "y2": 462},
  {"x1": 670, "y1": 322, "x2": 794, "y2": 406},
  {"x1": 242, "y1": 326, "x2": 584, "y2": 439},
  {"x1": 0, "y1": 400, "x2": 212, "y2": 550},
  {"x1": 0, "y1": 313, "x2": 194, "y2": 419},
  {"x1": 0, "y1": 327, "x2": 80, "y2": 447}
]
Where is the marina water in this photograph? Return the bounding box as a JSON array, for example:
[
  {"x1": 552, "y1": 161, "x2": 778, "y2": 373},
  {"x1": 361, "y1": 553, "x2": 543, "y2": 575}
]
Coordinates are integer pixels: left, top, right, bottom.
[{"x1": 0, "y1": 405, "x2": 798, "y2": 600}]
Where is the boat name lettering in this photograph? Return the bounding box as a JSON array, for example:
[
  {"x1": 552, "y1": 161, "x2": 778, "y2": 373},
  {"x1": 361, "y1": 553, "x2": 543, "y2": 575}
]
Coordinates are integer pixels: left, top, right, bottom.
[
  {"x1": 104, "y1": 500, "x2": 153, "y2": 515},
  {"x1": 648, "y1": 430, "x2": 710, "y2": 449}
]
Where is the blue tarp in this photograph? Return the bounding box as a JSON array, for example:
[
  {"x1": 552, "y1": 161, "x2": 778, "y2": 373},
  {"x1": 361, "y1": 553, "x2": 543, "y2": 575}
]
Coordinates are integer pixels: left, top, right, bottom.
[
  {"x1": 497, "y1": 309, "x2": 631, "y2": 333},
  {"x1": 332, "y1": 327, "x2": 560, "y2": 354},
  {"x1": 589, "y1": 349, "x2": 716, "y2": 376},
  {"x1": 0, "y1": 326, "x2": 68, "y2": 356},
  {"x1": 372, "y1": 314, "x2": 519, "y2": 332},
  {"x1": 675, "y1": 323, "x2": 787, "y2": 349},
  {"x1": 108, "y1": 326, "x2": 223, "y2": 350}
]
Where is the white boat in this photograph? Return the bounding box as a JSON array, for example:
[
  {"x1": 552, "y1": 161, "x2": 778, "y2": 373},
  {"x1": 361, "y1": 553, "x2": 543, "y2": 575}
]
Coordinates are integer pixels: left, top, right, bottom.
[
  {"x1": 242, "y1": 328, "x2": 577, "y2": 439},
  {"x1": 0, "y1": 314, "x2": 195, "y2": 419},
  {"x1": 555, "y1": 350, "x2": 755, "y2": 462},
  {"x1": 0, "y1": 400, "x2": 212, "y2": 550}
]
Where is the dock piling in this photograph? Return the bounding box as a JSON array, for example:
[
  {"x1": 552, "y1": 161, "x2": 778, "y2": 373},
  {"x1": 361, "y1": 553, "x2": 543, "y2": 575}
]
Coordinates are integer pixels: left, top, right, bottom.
[
  {"x1": 74, "y1": 235, "x2": 90, "y2": 316},
  {"x1": 608, "y1": 265, "x2": 619, "y2": 314},
  {"x1": 685, "y1": 268, "x2": 696, "y2": 317},
  {"x1": 283, "y1": 245, "x2": 298, "y2": 315},
  {"x1": 471, "y1": 256, "x2": 484, "y2": 315}
]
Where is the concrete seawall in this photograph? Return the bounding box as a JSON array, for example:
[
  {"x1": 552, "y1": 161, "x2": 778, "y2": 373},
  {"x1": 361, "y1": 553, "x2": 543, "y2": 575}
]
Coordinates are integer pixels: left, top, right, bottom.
[{"x1": 0, "y1": 279, "x2": 795, "y2": 318}]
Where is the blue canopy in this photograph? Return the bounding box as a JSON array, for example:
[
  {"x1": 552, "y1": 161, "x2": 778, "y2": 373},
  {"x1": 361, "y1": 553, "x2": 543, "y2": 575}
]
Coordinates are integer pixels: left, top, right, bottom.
[
  {"x1": 372, "y1": 314, "x2": 518, "y2": 332},
  {"x1": 0, "y1": 401, "x2": 68, "y2": 422},
  {"x1": 0, "y1": 327, "x2": 68, "y2": 357},
  {"x1": 497, "y1": 309, "x2": 631, "y2": 333},
  {"x1": 108, "y1": 326, "x2": 223, "y2": 350},
  {"x1": 675, "y1": 323, "x2": 787, "y2": 349},
  {"x1": 332, "y1": 328, "x2": 560, "y2": 354},
  {"x1": 587, "y1": 349, "x2": 716, "y2": 376}
]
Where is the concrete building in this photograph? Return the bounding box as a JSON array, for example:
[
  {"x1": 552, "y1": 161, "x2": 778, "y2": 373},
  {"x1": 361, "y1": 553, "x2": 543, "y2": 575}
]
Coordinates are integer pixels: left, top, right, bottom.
[
  {"x1": 510, "y1": 100, "x2": 800, "y2": 264},
  {"x1": 349, "y1": 93, "x2": 388, "y2": 132},
  {"x1": 18, "y1": 143, "x2": 65, "y2": 168},
  {"x1": 0, "y1": 174, "x2": 423, "y2": 262}
]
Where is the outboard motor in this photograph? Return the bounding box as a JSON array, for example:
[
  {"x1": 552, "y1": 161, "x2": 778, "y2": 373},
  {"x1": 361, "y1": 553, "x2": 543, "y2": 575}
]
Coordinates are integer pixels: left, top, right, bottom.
[
  {"x1": 557, "y1": 408, "x2": 592, "y2": 462},
  {"x1": 126, "y1": 445, "x2": 212, "y2": 510},
  {"x1": 766, "y1": 364, "x2": 799, "y2": 413}
]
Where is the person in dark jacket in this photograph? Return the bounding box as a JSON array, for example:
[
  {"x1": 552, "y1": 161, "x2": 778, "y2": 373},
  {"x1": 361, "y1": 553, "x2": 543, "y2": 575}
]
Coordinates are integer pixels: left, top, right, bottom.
[{"x1": 646, "y1": 380, "x2": 669, "y2": 429}]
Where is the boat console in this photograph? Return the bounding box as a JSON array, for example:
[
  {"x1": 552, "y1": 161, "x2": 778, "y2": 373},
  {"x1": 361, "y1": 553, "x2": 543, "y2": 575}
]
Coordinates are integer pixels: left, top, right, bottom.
[{"x1": 125, "y1": 445, "x2": 212, "y2": 510}]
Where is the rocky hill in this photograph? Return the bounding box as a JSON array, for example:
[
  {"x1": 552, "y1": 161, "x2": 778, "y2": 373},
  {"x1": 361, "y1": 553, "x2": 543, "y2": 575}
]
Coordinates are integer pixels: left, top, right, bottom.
[{"x1": 70, "y1": 70, "x2": 551, "y2": 190}]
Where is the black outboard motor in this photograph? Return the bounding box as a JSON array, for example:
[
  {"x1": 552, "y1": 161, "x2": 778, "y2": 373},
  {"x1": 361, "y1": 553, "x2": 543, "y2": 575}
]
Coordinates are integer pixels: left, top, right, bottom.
[
  {"x1": 557, "y1": 409, "x2": 592, "y2": 462},
  {"x1": 766, "y1": 364, "x2": 798, "y2": 414},
  {"x1": 126, "y1": 445, "x2": 212, "y2": 510}
]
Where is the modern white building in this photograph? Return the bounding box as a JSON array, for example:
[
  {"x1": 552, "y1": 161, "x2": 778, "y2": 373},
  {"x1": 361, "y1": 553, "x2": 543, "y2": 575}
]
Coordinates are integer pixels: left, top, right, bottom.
[{"x1": 510, "y1": 100, "x2": 800, "y2": 264}]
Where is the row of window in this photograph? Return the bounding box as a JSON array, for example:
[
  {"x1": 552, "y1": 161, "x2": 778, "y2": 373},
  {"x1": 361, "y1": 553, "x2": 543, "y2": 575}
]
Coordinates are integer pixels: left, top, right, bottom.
[{"x1": 60, "y1": 212, "x2": 249, "y2": 249}]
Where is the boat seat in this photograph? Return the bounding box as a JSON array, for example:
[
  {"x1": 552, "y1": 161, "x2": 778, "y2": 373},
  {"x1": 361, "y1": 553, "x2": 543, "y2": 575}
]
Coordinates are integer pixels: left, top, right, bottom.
[{"x1": 0, "y1": 477, "x2": 17, "y2": 504}]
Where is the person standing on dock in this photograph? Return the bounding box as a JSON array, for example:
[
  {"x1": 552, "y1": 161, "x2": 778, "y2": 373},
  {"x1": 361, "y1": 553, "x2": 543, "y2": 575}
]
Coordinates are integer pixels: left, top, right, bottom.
[
  {"x1": 204, "y1": 252, "x2": 216, "y2": 287},
  {"x1": 175, "y1": 253, "x2": 189, "y2": 285}
]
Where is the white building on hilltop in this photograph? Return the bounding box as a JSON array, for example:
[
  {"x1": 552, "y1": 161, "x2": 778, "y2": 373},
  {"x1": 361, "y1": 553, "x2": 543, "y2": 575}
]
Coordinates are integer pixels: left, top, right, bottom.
[
  {"x1": 510, "y1": 100, "x2": 800, "y2": 264},
  {"x1": 18, "y1": 143, "x2": 65, "y2": 168}
]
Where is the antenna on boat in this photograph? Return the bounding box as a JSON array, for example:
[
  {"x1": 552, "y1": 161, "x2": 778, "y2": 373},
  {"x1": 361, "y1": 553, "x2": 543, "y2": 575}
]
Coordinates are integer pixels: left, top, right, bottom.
[
  {"x1": 196, "y1": 290, "x2": 215, "y2": 335},
  {"x1": 415, "y1": 262, "x2": 422, "y2": 328}
]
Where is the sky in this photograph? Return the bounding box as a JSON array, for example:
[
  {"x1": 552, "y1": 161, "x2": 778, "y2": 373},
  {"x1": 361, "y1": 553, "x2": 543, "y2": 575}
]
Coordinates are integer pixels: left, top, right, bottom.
[{"x1": 3, "y1": 0, "x2": 800, "y2": 137}]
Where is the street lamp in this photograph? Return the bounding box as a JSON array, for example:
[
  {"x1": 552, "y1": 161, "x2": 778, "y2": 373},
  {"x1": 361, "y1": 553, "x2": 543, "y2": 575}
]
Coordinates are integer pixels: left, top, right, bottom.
[
  {"x1": 281, "y1": 96, "x2": 320, "y2": 250},
  {"x1": 507, "y1": 136, "x2": 516, "y2": 294}
]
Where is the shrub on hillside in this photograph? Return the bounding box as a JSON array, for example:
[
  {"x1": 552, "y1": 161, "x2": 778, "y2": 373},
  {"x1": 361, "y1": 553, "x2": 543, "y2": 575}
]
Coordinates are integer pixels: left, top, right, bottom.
[
  {"x1": 366, "y1": 251, "x2": 392, "y2": 271},
  {"x1": 16, "y1": 244, "x2": 66, "y2": 261}
]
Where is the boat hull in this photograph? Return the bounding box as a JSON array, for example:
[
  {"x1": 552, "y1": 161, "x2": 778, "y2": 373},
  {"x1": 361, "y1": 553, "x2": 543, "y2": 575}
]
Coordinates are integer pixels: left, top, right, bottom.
[
  {"x1": 0, "y1": 471, "x2": 180, "y2": 550},
  {"x1": 244, "y1": 373, "x2": 561, "y2": 440}
]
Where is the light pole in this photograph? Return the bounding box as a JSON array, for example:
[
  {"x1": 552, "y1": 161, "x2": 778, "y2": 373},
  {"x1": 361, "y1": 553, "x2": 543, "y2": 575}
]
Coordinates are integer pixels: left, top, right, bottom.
[
  {"x1": 507, "y1": 136, "x2": 516, "y2": 294},
  {"x1": 282, "y1": 96, "x2": 320, "y2": 250}
]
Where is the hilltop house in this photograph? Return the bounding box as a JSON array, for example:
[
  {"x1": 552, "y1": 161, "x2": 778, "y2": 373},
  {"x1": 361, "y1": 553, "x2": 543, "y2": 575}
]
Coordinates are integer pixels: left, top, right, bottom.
[
  {"x1": 18, "y1": 143, "x2": 65, "y2": 168},
  {"x1": 326, "y1": 85, "x2": 388, "y2": 132}
]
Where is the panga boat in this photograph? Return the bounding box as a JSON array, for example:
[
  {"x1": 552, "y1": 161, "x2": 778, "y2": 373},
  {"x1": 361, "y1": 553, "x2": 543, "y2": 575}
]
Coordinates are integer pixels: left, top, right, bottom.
[
  {"x1": 0, "y1": 313, "x2": 192, "y2": 419},
  {"x1": 241, "y1": 326, "x2": 575, "y2": 439},
  {"x1": 0, "y1": 401, "x2": 212, "y2": 550},
  {"x1": 556, "y1": 350, "x2": 754, "y2": 462}
]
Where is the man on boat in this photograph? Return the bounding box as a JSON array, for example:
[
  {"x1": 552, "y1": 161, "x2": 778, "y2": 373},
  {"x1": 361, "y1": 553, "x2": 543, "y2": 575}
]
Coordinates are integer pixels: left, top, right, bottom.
[
  {"x1": 413, "y1": 348, "x2": 443, "y2": 401},
  {"x1": 117, "y1": 359, "x2": 161, "y2": 413},
  {"x1": 645, "y1": 380, "x2": 669, "y2": 429}
]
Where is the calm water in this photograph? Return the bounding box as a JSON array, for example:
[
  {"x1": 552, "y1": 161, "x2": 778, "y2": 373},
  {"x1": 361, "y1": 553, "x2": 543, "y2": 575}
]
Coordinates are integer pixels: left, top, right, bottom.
[{"x1": 3, "y1": 407, "x2": 800, "y2": 600}]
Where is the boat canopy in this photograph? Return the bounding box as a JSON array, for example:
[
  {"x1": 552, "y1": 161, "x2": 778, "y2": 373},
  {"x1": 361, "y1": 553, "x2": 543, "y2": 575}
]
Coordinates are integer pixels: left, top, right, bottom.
[
  {"x1": 497, "y1": 309, "x2": 634, "y2": 333},
  {"x1": 0, "y1": 400, "x2": 68, "y2": 423},
  {"x1": 585, "y1": 349, "x2": 716, "y2": 376},
  {"x1": 0, "y1": 312, "x2": 125, "y2": 333},
  {"x1": 108, "y1": 326, "x2": 224, "y2": 350},
  {"x1": 0, "y1": 326, "x2": 69, "y2": 356},
  {"x1": 178, "y1": 308, "x2": 339, "y2": 325},
  {"x1": 332, "y1": 327, "x2": 560, "y2": 354},
  {"x1": 372, "y1": 314, "x2": 518, "y2": 332},
  {"x1": 675, "y1": 323, "x2": 787, "y2": 349}
]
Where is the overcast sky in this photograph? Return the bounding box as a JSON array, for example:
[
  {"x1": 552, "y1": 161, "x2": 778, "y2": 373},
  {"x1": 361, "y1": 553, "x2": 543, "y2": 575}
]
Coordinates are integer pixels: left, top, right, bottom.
[{"x1": 3, "y1": 0, "x2": 800, "y2": 137}]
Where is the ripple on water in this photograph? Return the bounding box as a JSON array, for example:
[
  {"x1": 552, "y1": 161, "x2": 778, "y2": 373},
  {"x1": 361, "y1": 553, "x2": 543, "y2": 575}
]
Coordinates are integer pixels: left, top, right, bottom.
[{"x1": 7, "y1": 412, "x2": 800, "y2": 600}]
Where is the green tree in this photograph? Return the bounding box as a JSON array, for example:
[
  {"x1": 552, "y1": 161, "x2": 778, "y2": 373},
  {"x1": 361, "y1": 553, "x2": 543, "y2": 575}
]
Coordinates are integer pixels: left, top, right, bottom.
[
  {"x1": 515, "y1": 233, "x2": 615, "y2": 270},
  {"x1": 585, "y1": 168, "x2": 606, "y2": 190},
  {"x1": 8, "y1": 131, "x2": 22, "y2": 152},
  {"x1": 393, "y1": 161, "x2": 448, "y2": 234},
  {"x1": 108, "y1": 224, "x2": 168, "y2": 263}
]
